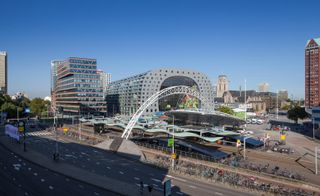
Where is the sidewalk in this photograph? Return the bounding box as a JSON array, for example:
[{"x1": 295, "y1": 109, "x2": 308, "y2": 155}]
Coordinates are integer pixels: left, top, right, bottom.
[{"x1": 0, "y1": 135, "x2": 162, "y2": 196}]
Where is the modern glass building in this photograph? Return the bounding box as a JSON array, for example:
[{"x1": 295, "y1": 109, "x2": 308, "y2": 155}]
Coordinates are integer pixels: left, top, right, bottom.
[
  {"x1": 106, "y1": 68, "x2": 215, "y2": 116},
  {"x1": 0, "y1": 51, "x2": 8, "y2": 94},
  {"x1": 55, "y1": 57, "x2": 106, "y2": 116}
]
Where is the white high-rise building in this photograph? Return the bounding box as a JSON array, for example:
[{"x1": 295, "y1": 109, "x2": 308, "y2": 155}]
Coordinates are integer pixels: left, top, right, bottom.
[{"x1": 97, "y1": 70, "x2": 106, "y2": 98}]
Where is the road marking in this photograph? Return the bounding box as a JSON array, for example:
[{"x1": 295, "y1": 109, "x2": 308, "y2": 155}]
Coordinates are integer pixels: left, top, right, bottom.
[
  {"x1": 119, "y1": 171, "x2": 124, "y2": 175},
  {"x1": 48, "y1": 185, "x2": 54, "y2": 190},
  {"x1": 96, "y1": 162, "x2": 100, "y2": 165},
  {"x1": 151, "y1": 178, "x2": 161, "y2": 183},
  {"x1": 176, "y1": 192, "x2": 183, "y2": 195},
  {"x1": 65, "y1": 154, "x2": 77, "y2": 159},
  {"x1": 41, "y1": 179, "x2": 45, "y2": 182},
  {"x1": 78, "y1": 184, "x2": 84, "y2": 189},
  {"x1": 24, "y1": 192, "x2": 28, "y2": 195},
  {"x1": 13, "y1": 164, "x2": 21, "y2": 171},
  {"x1": 94, "y1": 192, "x2": 100, "y2": 196},
  {"x1": 65, "y1": 178, "x2": 70, "y2": 182},
  {"x1": 135, "y1": 183, "x2": 149, "y2": 187},
  {"x1": 134, "y1": 177, "x2": 140, "y2": 181},
  {"x1": 165, "y1": 175, "x2": 186, "y2": 182},
  {"x1": 33, "y1": 173, "x2": 38, "y2": 176},
  {"x1": 107, "y1": 166, "x2": 111, "y2": 170},
  {"x1": 214, "y1": 192, "x2": 223, "y2": 196},
  {"x1": 152, "y1": 184, "x2": 158, "y2": 187},
  {"x1": 188, "y1": 185, "x2": 197, "y2": 189},
  {"x1": 28, "y1": 167, "x2": 31, "y2": 171}
]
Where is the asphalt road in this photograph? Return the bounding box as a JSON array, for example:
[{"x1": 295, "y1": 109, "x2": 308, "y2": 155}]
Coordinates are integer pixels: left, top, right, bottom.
[
  {"x1": 23, "y1": 128, "x2": 253, "y2": 196},
  {"x1": 0, "y1": 142, "x2": 118, "y2": 196}
]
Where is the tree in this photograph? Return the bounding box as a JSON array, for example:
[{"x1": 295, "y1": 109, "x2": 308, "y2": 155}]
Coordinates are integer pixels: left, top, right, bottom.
[
  {"x1": 30, "y1": 98, "x2": 47, "y2": 116},
  {"x1": 217, "y1": 106, "x2": 234, "y2": 115},
  {"x1": 287, "y1": 106, "x2": 308, "y2": 124},
  {"x1": 1, "y1": 102, "x2": 17, "y2": 118}
]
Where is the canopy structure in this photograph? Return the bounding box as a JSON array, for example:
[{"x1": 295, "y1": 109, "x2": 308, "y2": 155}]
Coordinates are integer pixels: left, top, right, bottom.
[{"x1": 165, "y1": 109, "x2": 246, "y2": 126}]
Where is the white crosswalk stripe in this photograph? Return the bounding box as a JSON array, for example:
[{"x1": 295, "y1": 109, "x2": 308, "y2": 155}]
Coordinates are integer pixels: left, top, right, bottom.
[{"x1": 25, "y1": 131, "x2": 53, "y2": 137}]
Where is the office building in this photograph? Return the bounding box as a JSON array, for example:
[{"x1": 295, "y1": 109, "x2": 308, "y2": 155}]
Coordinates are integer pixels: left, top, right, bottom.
[
  {"x1": 106, "y1": 68, "x2": 215, "y2": 116},
  {"x1": 97, "y1": 70, "x2": 107, "y2": 98},
  {"x1": 106, "y1": 72, "x2": 112, "y2": 86},
  {"x1": 216, "y1": 75, "x2": 229, "y2": 97},
  {"x1": 0, "y1": 51, "x2": 8, "y2": 94},
  {"x1": 305, "y1": 38, "x2": 320, "y2": 108},
  {"x1": 54, "y1": 57, "x2": 106, "y2": 116}
]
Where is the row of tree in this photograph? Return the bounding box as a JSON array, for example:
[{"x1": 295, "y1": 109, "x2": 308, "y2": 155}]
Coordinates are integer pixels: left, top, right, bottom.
[{"x1": 0, "y1": 94, "x2": 50, "y2": 119}]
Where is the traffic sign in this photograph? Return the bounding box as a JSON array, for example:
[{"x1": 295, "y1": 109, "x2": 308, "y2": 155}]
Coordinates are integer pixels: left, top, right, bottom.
[
  {"x1": 168, "y1": 138, "x2": 174, "y2": 147},
  {"x1": 18, "y1": 121, "x2": 25, "y2": 132},
  {"x1": 171, "y1": 153, "x2": 176, "y2": 159},
  {"x1": 63, "y1": 127, "x2": 69, "y2": 133},
  {"x1": 24, "y1": 108, "x2": 30, "y2": 113}
]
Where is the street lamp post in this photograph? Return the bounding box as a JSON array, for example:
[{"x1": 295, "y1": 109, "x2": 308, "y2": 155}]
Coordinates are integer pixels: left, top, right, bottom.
[
  {"x1": 172, "y1": 115, "x2": 175, "y2": 170},
  {"x1": 313, "y1": 117, "x2": 315, "y2": 140},
  {"x1": 315, "y1": 146, "x2": 318, "y2": 175},
  {"x1": 52, "y1": 107, "x2": 59, "y2": 160},
  {"x1": 244, "y1": 79, "x2": 247, "y2": 128},
  {"x1": 276, "y1": 90, "x2": 279, "y2": 120}
]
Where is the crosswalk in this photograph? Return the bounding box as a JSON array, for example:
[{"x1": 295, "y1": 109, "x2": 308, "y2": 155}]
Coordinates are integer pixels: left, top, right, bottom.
[{"x1": 25, "y1": 130, "x2": 53, "y2": 137}]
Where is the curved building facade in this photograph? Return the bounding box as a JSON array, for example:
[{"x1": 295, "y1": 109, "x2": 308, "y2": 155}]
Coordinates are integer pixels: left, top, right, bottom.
[{"x1": 106, "y1": 68, "x2": 215, "y2": 116}]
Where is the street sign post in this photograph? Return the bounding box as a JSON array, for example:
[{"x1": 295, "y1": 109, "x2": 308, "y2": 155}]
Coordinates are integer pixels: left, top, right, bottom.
[
  {"x1": 171, "y1": 153, "x2": 176, "y2": 159},
  {"x1": 163, "y1": 179, "x2": 171, "y2": 196},
  {"x1": 18, "y1": 121, "x2": 25, "y2": 133},
  {"x1": 316, "y1": 146, "x2": 319, "y2": 175},
  {"x1": 63, "y1": 127, "x2": 69, "y2": 133},
  {"x1": 18, "y1": 121, "x2": 26, "y2": 152}
]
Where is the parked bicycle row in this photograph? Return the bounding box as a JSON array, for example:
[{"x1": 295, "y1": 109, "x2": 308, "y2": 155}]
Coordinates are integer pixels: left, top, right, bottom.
[{"x1": 147, "y1": 155, "x2": 315, "y2": 196}]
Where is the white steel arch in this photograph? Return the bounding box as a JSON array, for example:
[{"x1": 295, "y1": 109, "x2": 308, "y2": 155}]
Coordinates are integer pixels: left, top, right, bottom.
[{"x1": 121, "y1": 85, "x2": 213, "y2": 139}]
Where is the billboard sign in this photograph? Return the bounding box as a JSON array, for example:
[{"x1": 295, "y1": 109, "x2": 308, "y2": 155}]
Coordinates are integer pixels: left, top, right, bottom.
[{"x1": 5, "y1": 124, "x2": 20, "y2": 141}]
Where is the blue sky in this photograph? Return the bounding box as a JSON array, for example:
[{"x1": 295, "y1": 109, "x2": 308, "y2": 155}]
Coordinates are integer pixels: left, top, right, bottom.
[{"x1": 0, "y1": 0, "x2": 319, "y2": 99}]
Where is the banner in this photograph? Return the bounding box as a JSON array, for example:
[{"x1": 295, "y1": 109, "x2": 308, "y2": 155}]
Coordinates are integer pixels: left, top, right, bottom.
[{"x1": 5, "y1": 124, "x2": 20, "y2": 141}]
